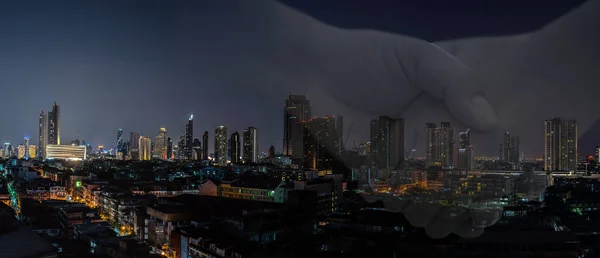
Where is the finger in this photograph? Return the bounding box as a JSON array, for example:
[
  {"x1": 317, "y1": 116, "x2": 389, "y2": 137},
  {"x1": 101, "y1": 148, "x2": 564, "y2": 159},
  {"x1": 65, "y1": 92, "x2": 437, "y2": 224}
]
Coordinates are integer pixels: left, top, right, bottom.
[{"x1": 400, "y1": 42, "x2": 498, "y2": 132}]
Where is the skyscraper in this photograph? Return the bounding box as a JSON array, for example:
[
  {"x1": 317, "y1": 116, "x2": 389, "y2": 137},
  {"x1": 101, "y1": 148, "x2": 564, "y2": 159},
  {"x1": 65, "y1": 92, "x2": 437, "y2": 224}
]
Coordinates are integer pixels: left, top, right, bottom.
[
  {"x1": 269, "y1": 145, "x2": 275, "y2": 158},
  {"x1": 185, "y1": 115, "x2": 194, "y2": 160},
  {"x1": 425, "y1": 122, "x2": 454, "y2": 168},
  {"x1": 130, "y1": 132, "x2": 140, "y2": 160},
  {"x1": 544, "y1": 118, "x2": 578, "y2": 171},
  {"x1": 501, "y1": 132, "x2": 520, "y2": 163},
  {"x1": 202, "y1": 131, "x2": 209, "y2": 160},
  {"x1": 167, "y1": 137, "x2": 173, "y2": 160},
  {"x1": 303, "y1": 116, "x2": 340, "y2": 171},
  {"x1": 154, "y1": 128, "x2": 167, "y2": 160},
  {"x1": 24, "y1": 135, "x2": 31, "y2": 160},
  {"x1": 214, "y1": 126, "x2": 228, "y2": 166},
  {"x1": 368, "y1": 116, "x2": 404, "y2": 170},
  {"x1": 193, "y1": 138, "x2": 202, "y2": 160},
  {"x1": 456, "y1": 129, "x2": 474, "y2": 171},
  {"x1": 283, "y1": 95, "x2": 311, "y2": 165},
  {"x1": 243, "y1": 127, "x2": 259, "y2": 163},
  {"x1": 139, "y1": 136, "x2": 152, "y2": 161},
  {"x1": 117, "y1": 128, "x2": 123, "y2": 158},
  {"x1": 230, "y1": 132, "x2": 241, "y2": 164},
  {"x1": 38, "y1": 111, "x2": 47, "y2": 159},
  {"x1": 48, "y1": 102, "x2": 60, "y2": 145}
]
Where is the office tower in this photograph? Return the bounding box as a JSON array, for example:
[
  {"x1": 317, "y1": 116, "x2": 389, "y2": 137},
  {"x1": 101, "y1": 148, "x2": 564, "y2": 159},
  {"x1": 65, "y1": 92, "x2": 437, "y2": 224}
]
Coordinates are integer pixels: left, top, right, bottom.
[
  {"x1": 369, "y1": 119, "x2": 378, "y2": 167},
  {"x1": 185, "y1": 115, "x2": 194, "y2": 160},
  {"x1": 336, "y1": 116, "x2": 344, "y2": 154},
  {"x1": 38, "y1": 111, "x2": 47, "y2": 159},
  {"x1": 28, "y1": 145, "x2": 37, "y2": 159},
  {"x1": 595, "y1": 146, "x2": 600, "y2": 163},
  {"x1": 23, "y1": 135, "x2": 30, "y2": 160},
  {"x1": 214, "y1": 126, "x2": 228, "y2": 166},
  {"x1": 154, "y1": 128, "x2": 167, "y2": 160},
  {"x1": 368, "y1": 116, "x2": 404, "y2": 170},
  {"x1": 48, "y1": 102, "x2": 60, "y2": 145},
  {"x1": 117, "y1": 128, "x2": 123, "y2": 155},
  {"x1": 230, "y1": 132, "x2": 241, "y2": 164},
  {"x1": 283, "y1": 95, "x2": 311, "y2": 165},
  {"x1": 269, "y1": 145, "x2": 275, "y2": 158},
  {"x1": 425, "y1": 122, "x2": 455, "y2": 168},
  {"x1": 544, "y1": 118, "x2": 578, "y2": 171},
  {"x1": 177, "y1": 135, "x2": 185, "y2": 159},
  {"x1": 456, "y1": 129, "x2": 474, "y2": 171},
  {"x1": 18, "y1": 145, "x2": 26, "y2": 159},
  {"x1": 167, "y1": 137, "x2": 173, "y2": 160},
  {"x1": 130, "y1": 132, "x2": 140, "y2": 160},
  {"x1": 139, "y1": 136, "x2": 152, "y2": 161},
  {"x1": 303, "y1": 116, "x2": 342, "y2": 171},
  {"x1": 243, "y1": 127, "x2": 259, "y2": 163},
  {"x1": 46, "y1": 145, "x2": 86, "y2": 160},
  {"x1": 193, "y1": 138, "x2": 202, "y2": 160},
  {"x1": 501, "y1": 132, "x2": 520, "y2": 163},
  {"x1": 202, "y1": 131, "x2": 209, "y2": 160}
]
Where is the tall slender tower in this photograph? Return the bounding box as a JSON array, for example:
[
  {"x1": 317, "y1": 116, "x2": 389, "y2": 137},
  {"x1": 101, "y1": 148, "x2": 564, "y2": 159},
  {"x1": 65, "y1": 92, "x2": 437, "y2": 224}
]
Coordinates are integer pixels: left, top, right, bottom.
[
  {"x1": 243, "y1": 127, "x2": 259, "y2": 163},
  {"x1": 544, "y1": 118, "x2": 578, "y2": 171},
  {"x1": 202, "y1": 131, "x2": 209, "y2": 160},
  {"x1": 154, "y1": 128, "x2": 167, "y2": 159},
  {"x1": 48, "y1": 102, "x2": 60, "y2": 145},
  {"x1": 425, "y1": 122, "x2": 454, "y2": 168},
  {"x1": 283, "y1": 95, "x2": 311, "y2": 165},
  {"x1": 230, "y1": 132, "x2": 241, "y2": 164},
  {"x1": 369, "y1": 116, "x2": 404, "y2": 170},
  {"x1": 38, "y1": 111, "x2": 47, "y2": 159},
  {"x1": 117, "y1": 128, "x2": 123, "y2": 154},
  {"x1": 139, "y1": 136, "x2": 152, "y2": 161},
  {"x1": 214, "y1": 126, "x2": 228, "y2": 166},
  {"x1": 130, "y1": 132, "x2": 140, "y2": 160},
  {"x1": 167, "y1": 137, "x2": 173, "y2": 160},
  {"x1": 185, "y1": 115, "x2": 194, "y2": 160}
]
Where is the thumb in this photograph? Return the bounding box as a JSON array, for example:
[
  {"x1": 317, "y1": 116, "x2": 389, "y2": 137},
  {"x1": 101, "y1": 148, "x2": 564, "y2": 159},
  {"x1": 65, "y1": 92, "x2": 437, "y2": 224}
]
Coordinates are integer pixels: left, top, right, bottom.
[{"x1": 401, "y1": 42, "x2": 498, "y2": 131}]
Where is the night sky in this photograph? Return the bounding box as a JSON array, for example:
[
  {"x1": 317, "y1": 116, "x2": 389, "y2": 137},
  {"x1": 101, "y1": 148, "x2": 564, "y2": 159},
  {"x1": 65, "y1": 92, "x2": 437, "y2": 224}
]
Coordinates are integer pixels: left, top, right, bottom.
[{"x1": 0, "y1": 0, "x2": 591, "y2": 156}]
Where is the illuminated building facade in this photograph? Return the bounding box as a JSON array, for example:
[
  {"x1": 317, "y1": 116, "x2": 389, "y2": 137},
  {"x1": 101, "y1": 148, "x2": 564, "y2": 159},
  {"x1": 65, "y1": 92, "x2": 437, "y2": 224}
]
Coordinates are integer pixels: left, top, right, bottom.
[
  {"x1": 154, "y1": 128, "x2": 167, "y2": 160},
  {"x1": 48, "y1": 102, "x2": 60, "y2": 145},
  {"x1": 214, "y1": 126, "x2": 228, "y2": 166},
  {"x1": 139, "y1": 136, "x2": 152, "y2": 161},
  {"x1": 369, "y1": 116, "x2": 404, "y2": 170},
  {"x1": 167, "y1": 137, "x2": 173, "y2": 160},
  {"x1": 38, "y1": 111, "x2": 47, "y2": 159},
  {"x1": 242, "y1": 127, "x2": 259, "y2": 163},
  {"x1": 202, "y1": 131, "x2": 209, "y2": 160},
  {"x1": 130, "y1": 132, "x2": 140, "y2": 160},
  {"x1": 425, "y1": 122, "x2": 454, "y2": 168},
  {"x1": 283, "y1": 95, "x2": 311, "y2": 165},
  {"x1": 544, "y1": 118, "x2": 578, "y2": 171},
  {"x1": 185, "y1": 115, "x2": 194, "y2": 160},
  {"x1": 45, "y1": 145, "x2": 86, "y2": 160},
  {"x1": 456, "y1": 129, "x2": 474, "y2": 171},
  {"x1": 230, "y1": 132, "x2": 240, "y2": 164}
]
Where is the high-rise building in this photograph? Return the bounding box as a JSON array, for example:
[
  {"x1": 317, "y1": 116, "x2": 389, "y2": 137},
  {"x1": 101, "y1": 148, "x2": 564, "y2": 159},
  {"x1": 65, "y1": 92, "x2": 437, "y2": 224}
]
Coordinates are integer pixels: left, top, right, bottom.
[
  {"x1": 28, "y1": 145, "x2": 37, "y2": 159},
  {"x1": 456, "y1": 129, "x2": 474, "y2": 171},
  {"x1": 243, "y1": 127, "x2": 259, "y2": 163},
  {"x1": 336, "y1": 116, "x2": 344, "y2": 154},
  {"x1": 46, "y1": 145, "x2": 86, "y2": 160},
  {"x1": 214, "y1": 126, "x2": 228, "y2": 166},
  {"x1": 177, "y1": 135, "x2": 185, "y2": 159},
  {"x1": 283, "y1": 95, "x2": 311, "y2": 165},
  {"x1": 501, "y1": 132, "x2": 520, "y2": 163},
  {"x1": 48, "y1": 102, "x2": 60, "y2": 145},
  {"x1": 38, "y1": 111, "x2": 47, "y2": 159},
  {"x1": 193, "y1": 138, "x2": 202, "y2": 160},
  {"x1": 595, "y1": 146, "x2": 600, "y2": 164},
  {"x1": 23, "y1": 135, "x2": 31, "y2": 160},
  {"x1": 130, "y1": 132, "x2": 140, "y2": 160},
  {"x1": 154, "y1": 128, "x2": 167, "y2": 160},
  {"x1": 269, "y1": 145, "x2": 276, "y2": 158},
  {"x1": 368, "y1": 116, "x2": 404, "y2": 170},
  {"x1": 202, "y1": 131, "x2": 209, "y2": 160},
  {"x1": 303, "y1": 116, "x2": 343, "y2": 172},
  {"x1": 167, "y1": 137, "x2": 173, "y2": 160},
  {"x1": 185, "y1": 115, "x2": 194, "y2": 160},
  {"x1": 230, "y1": 132, "x2": 241, "y2": 164},
  {"x1": 425, "y1": 122, "x2": 454, "y2": 168},
  {"x1": 544, "y1": 118, "x2": 578, "y2": 171},
  {"x1": 139, "y1": 136, "x2": 152, "y2": 161},
  {"x1": 117, "y1": 128, "x2": 123, "y2": 156}
]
